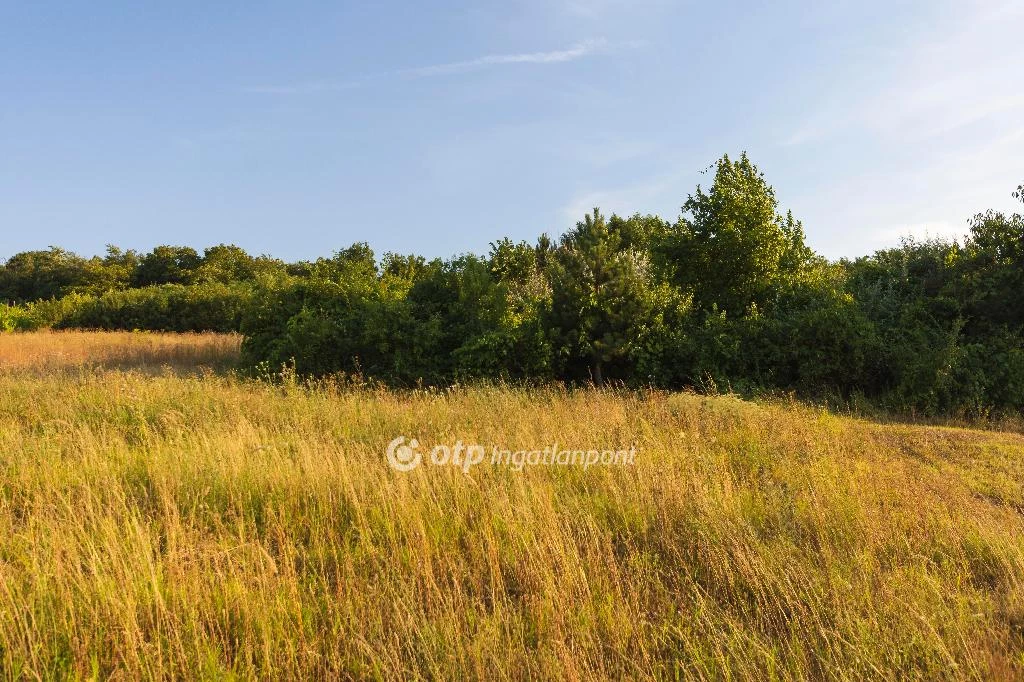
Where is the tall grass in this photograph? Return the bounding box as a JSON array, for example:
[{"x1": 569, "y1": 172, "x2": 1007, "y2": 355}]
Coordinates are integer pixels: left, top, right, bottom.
[
  {"x1": 0, "y1": 332, "x2": 1023, "y2": 679},
  {"x1": 0, "y1": 329, "x2": 240, "y2": 374}
]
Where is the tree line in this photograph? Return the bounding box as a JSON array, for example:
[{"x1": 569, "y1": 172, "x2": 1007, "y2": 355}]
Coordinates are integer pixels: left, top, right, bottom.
[{"x1": 3, "y1": 154, "x2": 1022, "y2": 417}]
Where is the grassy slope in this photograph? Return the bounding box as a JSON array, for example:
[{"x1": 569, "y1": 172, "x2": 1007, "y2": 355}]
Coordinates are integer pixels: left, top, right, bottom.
[{"x1": 0, "y1": 332, "x2": 1023, "y2": 679}]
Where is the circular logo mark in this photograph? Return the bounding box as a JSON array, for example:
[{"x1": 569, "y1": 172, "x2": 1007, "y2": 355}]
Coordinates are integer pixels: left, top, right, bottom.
[{"x1": 385, "y1": 436, "x2": 421, "y2": 472}]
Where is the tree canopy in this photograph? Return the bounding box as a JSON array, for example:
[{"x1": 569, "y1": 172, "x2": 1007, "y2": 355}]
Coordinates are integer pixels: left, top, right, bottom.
[{"x1": 3, "y1": 154, "x2": 1022, "y2": 417}]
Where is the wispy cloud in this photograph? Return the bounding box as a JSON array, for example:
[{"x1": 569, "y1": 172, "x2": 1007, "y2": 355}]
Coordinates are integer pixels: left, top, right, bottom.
[
  {"x1": 782, "y1": 2, "x2": 1024, "y2": 146},
  {"x1": 240, "y1": 80, "x2": 363, "y2": 95},
  {"x1": 243, "y1": 38, "x2": 632, "y2": 94},
  {"x1": 400, "y1": 39, "x2": 608, "y2": 77},
  {"x1": 772, "y1": 0, "x2": 1024, "y2": 257}
]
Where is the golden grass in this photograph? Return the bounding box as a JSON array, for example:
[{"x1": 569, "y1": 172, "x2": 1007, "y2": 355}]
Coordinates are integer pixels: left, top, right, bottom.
[
  {"x1": 0, "y1": 329, "x2": 240, "y2": 374},
  {"x1": 1, "y1": 332, "x2": 1023, "y2": 679}
]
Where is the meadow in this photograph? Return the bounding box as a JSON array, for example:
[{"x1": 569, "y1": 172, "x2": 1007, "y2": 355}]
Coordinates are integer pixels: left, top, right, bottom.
[{"x1": 1, "y1": 331, "x2": 1024, "y2": 679}]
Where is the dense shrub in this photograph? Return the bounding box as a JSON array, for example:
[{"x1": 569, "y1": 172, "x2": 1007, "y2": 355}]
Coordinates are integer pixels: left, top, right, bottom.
[
  {"x1": 240, "y1": 249, "x2": 553, "y2": 385},
  {"x1": 4, "y1": 160, "x2": 1022, "y2": 418},
  {"x1": 0, "y1": 303, "x2": 40, "y2": 331},
  {"x1": 0, "y1": 284, "x2": 252, "y2": 334},
  {"x1": 1, "y1": 243, "x2": 287, "y2": 304},
  {"x1": 55, "y1": 284, "x2": 254, "y2": 332}
]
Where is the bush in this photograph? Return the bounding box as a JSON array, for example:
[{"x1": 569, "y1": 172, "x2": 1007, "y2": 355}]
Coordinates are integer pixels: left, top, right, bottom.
[
  {"x1": 0, "y1": 285, "x2": 253, "y2": 335},
  {"x1": 0, "y1": 303, "x2": 40, "y2": 331},
  {"x1": 54, "y1": 284, "x2": 253, "y2": 332},
  {"x1": 6, "y1": 155, "x2": 1023, "y2": 419}
]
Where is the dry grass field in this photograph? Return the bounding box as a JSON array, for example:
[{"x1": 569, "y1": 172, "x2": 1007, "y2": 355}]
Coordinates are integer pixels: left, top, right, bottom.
[
  {"x1": 1, "y1": 331, "x2": 1024, "y2": 679},
  {"x1": 0, "y1": 330, "x2": 241, "y2": 374}
]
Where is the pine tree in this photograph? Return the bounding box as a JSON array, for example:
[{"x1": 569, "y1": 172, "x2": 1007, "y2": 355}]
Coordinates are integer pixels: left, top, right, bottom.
[{"x1": 547, "y1": 209, "x2": 658, "y2": 384}]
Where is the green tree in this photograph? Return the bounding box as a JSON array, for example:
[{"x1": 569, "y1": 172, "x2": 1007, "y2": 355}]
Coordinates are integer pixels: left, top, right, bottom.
[
  {"x1": 51, "y1": 245, "x2": 142, "y2": 297},
  {"x1": 660, "y1": 153, "x2": 812, "y2": 316},
  {"x1": 449, "y1": 238, "x2": 552, "y2": 380},
  {"x1": 310, "y1": 243, "x2": 379, "y2": 285},
  {"x1": 959, "y1": 187, "x2": 1024, "y2": 329},
  {"x1": 0, "y1": 247, "x2": 89, "y2": 302},
  {"x1": 547, "y1": 208, "x2": 661, "y2": 385},
  {"x1": 195, "y1": 244, "x2": 285, "y2": 284},
  {"x1": 133, "y1": 246, "x2": 202, "y2": 286}
]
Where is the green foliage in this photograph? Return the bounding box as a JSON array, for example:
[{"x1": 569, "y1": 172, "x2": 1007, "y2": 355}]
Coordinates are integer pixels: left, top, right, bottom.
[
  {"x1": 132, "y1": 246, "x2": 202, "y2": 286},
  {"x1": 658, "y1": 153, "x2": 814, "y2": 316},
  {"x1": 55, "y1": 284, "x2": 254, "y2": 332},
  {"x1": 959, "y1": 206, "x2": 1024, "y2": 330},
  {"x1": 3, "y1": 158, "x2": 1022, "y2": 417},
  {"x1": 842, "y1": 191, "x2": 1024, "y2": 417},
  {"x1": 241, "y1": 243, "x2": 552, "y2": 385},
  {"x1": 546, "y1": 209, "x2": 664, "y2": 384},
  {"x1": 0, "y1": 303, "x2": 40, "y2": 331},
  {"x1": 75, "y1": 246, "x2": 141, "y2": 295},
  {"x1": 0, "y1": 243, "x2": 280, "y2": 303},
  {"x1": 0, "y1": 285, "x2": 252, "y2": 333},
  {"x1": 194, "y1": 244, "x2": 286, "y2": 285},
  {"x1": 0, "y1": 247, "x2": 90, "y2": 303}
]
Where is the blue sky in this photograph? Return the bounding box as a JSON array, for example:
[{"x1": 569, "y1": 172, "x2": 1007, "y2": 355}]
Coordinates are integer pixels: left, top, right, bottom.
[{"x1": 1, "y1": 0, "x2": 1021, "y2": 262}]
